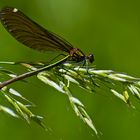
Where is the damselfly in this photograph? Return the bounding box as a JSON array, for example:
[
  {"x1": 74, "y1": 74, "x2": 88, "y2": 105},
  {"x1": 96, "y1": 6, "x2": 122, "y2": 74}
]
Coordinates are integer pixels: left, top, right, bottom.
[{"x1": 0, "y1": 7, "x2": 94, "y2": 88}]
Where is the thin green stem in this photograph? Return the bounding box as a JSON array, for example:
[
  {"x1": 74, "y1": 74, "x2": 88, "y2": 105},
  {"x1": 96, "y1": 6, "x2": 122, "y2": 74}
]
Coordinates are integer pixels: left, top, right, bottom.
[{"x1": 0, "y1": 55, "x2": 69, "y2": 89}]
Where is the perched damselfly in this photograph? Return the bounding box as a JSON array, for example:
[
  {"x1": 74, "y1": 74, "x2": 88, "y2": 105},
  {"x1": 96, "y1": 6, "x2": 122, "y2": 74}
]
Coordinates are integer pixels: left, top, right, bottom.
[{"x1": 0, "y1": 7, "x2": 94, "y2": 88}]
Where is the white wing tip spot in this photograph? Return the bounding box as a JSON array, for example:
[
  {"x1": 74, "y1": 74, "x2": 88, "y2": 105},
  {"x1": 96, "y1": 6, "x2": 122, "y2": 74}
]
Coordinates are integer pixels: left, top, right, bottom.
[{"x1": 13, "y1": 8, "x2": 18, "y2": 13}]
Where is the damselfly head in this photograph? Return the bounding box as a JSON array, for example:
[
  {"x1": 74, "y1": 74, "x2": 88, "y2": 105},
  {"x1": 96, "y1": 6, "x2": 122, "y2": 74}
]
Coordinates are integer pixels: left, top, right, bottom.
[{"x1": 87, "y1": 53, "x2": 94, "y2": 63}]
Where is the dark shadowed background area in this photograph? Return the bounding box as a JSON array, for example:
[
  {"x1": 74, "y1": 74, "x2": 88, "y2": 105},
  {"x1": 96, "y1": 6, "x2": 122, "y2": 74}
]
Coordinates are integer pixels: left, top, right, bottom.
[{"x1": 0, "y1": 0, "x2": 140, "y2": 140}]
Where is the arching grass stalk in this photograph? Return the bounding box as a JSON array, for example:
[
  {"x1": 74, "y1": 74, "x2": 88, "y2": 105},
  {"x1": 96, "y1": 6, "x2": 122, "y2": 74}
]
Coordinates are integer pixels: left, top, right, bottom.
[{"x1": 0, "y1": 61, "x2": 140, "y2": 134}]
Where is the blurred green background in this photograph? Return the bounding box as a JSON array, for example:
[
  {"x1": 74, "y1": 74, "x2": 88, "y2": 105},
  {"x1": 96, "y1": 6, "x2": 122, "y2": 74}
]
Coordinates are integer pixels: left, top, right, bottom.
[{"x1": 0, "y1": 0, "x2": 140, "y2": 140}]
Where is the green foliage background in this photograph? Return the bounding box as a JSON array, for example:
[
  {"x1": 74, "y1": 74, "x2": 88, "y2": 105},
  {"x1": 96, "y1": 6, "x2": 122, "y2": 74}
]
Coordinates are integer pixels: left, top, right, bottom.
[{"x1": 0, "y1": 0, "x2": 140, "y2": 140}]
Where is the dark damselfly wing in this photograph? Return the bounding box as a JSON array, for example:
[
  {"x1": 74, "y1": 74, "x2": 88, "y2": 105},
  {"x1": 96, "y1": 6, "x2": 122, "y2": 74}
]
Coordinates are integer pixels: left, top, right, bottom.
[{"x1": 0, "y1": 7, "x2": 73, "y2": 53}]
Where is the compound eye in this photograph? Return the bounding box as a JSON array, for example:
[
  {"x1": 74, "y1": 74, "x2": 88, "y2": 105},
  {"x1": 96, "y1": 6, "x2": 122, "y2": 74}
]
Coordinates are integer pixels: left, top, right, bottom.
[{"x1": 88, "y1": 54, "x2": 94, "y2": 63}]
